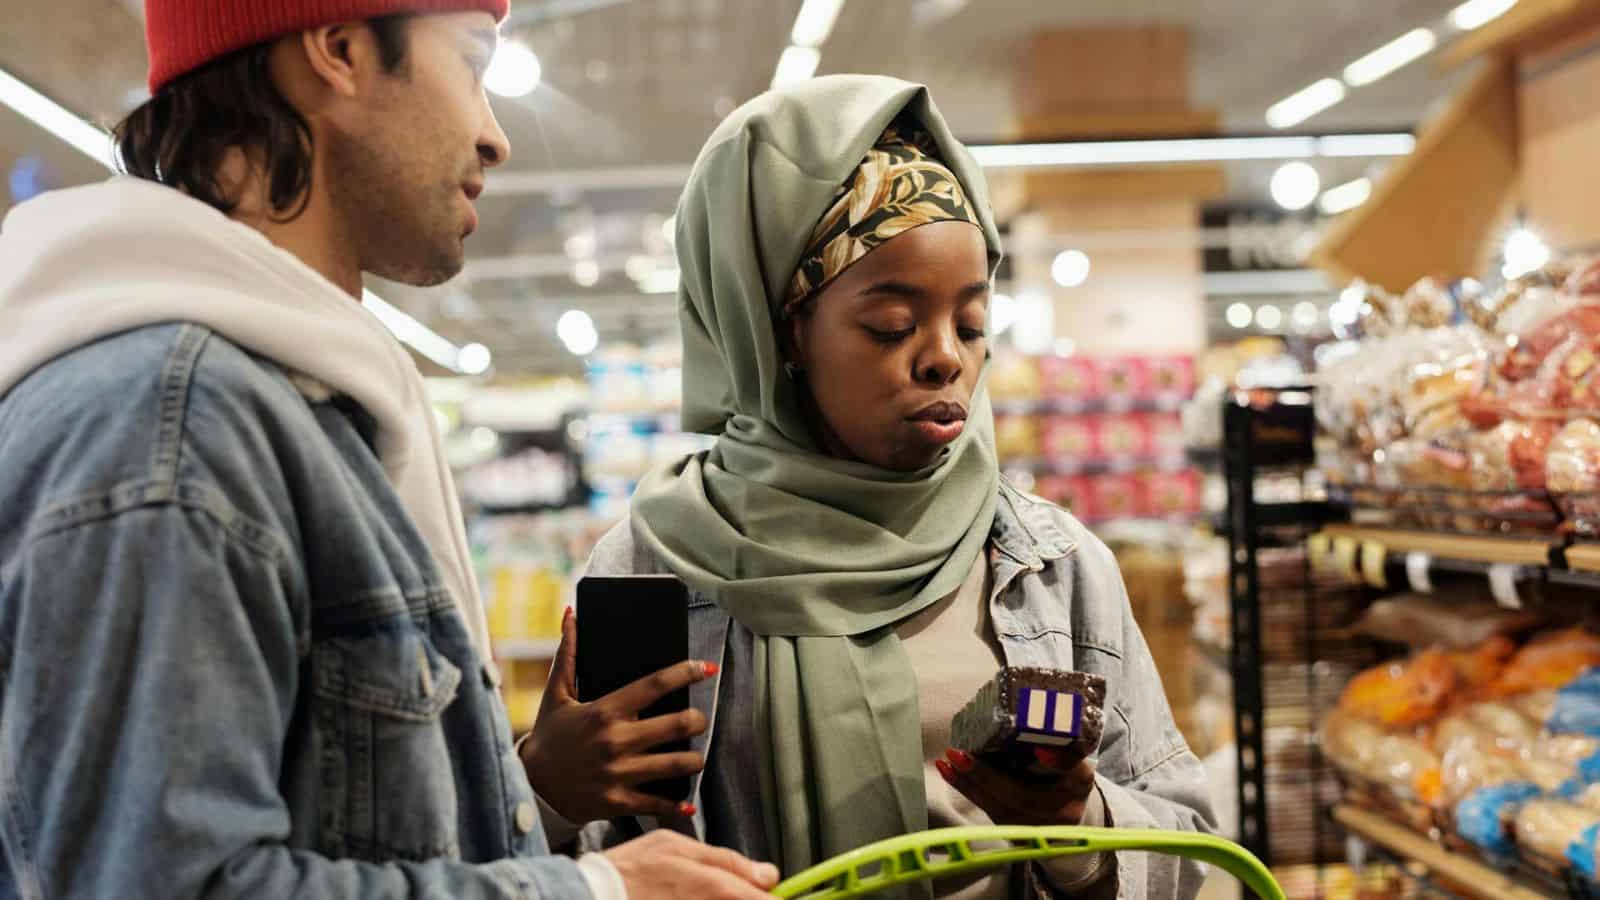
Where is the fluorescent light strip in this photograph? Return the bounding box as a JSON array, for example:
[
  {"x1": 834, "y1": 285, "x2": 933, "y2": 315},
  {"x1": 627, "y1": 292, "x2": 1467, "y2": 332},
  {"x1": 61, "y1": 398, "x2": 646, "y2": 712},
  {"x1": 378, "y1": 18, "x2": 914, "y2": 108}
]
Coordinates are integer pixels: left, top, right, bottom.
[
  {"x1": 1343, "y1": 28, "x2": 1437, "y2": 86},
  {"x1": 967, "y1": 133, "x2": 1414, "y2": 169},
  {"x1": 1450, "y1": 0, "x2": 1518, "y2": 31},
  {"x1": 362, "y1": 290, "x2": 473, "y2": 374},
  {"x1": 1266, "y1": 78, "x2": 1347, "y2": 130},
  {"x1": 772, "y1": 46, "x2": 821, "y2": 89},
  {"x1": 0, "y1": 67, "x2": 115, "y2": 169},
  {"x1": 1319, "y1": 177, "x2": 1373, "y2": 215},
  {"x1": 791, "y1": 0, "x2": 846, "y2": 48}
]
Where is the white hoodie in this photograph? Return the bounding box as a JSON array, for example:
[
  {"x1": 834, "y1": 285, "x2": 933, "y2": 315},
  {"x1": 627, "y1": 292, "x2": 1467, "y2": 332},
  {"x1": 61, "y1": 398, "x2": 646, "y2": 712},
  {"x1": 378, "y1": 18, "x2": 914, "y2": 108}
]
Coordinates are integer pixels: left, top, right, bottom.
[{"x1": 0, "y1": 176, "x2": 491, "y2": 656}]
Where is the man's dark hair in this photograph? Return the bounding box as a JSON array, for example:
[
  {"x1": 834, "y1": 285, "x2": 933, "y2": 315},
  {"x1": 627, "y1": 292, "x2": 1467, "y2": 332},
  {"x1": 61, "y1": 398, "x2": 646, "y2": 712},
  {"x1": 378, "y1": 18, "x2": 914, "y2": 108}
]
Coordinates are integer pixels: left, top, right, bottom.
[{"x1": 113, "y1": 15, "x2": 412, "y2": 220}]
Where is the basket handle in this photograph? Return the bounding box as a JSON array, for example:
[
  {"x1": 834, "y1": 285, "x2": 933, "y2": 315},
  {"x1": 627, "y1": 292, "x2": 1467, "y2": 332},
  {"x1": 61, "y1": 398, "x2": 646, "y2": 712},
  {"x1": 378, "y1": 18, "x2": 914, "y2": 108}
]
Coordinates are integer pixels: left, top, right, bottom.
[{"x1": 771, "y1": 825, "x2": 1285, "y2": 900}]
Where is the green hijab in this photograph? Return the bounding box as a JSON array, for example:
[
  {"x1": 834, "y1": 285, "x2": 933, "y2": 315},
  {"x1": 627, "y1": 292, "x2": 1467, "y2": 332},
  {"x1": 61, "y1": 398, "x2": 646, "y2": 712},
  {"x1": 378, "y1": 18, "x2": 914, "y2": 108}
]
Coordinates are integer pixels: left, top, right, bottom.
[{"x1": 630, "y1": 75, "x2": 1003, "y2": 882}]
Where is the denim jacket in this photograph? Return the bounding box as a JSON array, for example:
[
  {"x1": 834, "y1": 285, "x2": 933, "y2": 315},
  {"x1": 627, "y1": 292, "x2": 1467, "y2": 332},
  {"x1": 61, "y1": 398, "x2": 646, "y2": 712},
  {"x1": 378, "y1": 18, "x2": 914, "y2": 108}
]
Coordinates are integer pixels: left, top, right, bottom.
[
  {"x1": 0, "y1": 324, "x2": 588, "y2": 900},
  {"x1": 576, "y1": 481, "x2": 1216, "y2": 900}
]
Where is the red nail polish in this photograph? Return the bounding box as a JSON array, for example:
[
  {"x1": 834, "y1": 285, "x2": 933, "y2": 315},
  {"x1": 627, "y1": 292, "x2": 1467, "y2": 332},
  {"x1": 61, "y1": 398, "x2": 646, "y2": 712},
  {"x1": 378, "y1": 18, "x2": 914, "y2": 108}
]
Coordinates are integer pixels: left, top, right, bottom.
[
  {"x1": 702, "y1": 661, "x2": 720, "y2": 677},
  {"x1": 935, "y1": 759, "x2": 954, "y2": 780},
  {"x1": 949, "y1": 751, "x2": 975, "y2": 772},
  {"x1": 679, "y1": 802, "x2": 697, "y2": 817}
]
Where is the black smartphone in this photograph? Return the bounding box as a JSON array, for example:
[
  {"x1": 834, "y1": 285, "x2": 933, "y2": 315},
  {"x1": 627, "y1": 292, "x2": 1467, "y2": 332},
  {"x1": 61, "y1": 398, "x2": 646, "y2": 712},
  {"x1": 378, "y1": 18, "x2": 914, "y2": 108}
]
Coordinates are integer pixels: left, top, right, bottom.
[{"x1": 575, "y1": 575, "x2": 692, "y2": 802}]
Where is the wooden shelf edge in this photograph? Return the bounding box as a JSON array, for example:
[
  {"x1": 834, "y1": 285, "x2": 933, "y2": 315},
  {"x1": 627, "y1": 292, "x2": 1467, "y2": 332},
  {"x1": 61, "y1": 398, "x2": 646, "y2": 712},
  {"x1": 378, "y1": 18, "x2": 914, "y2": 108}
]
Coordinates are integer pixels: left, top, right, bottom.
[
  {"x1": 1334, "y1": 805, "x2": 1551, "y2": 900},
  {"x1": 1566, "y1": 544, "x2": 1600, "y2": 574},
  {"x1": 1318, "y1": 524, "x2": 1554, "y2": 566}
]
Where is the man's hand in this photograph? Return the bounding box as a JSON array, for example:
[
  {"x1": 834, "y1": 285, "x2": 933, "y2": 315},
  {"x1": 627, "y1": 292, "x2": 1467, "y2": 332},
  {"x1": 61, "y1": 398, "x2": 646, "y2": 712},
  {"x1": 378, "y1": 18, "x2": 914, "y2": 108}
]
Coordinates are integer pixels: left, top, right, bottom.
[
  {"x1": 520, "y1": 608, "x2": 714, "y2": 823},
  {"x1": 603, "y1": 831, "x2": 781, "y2": 900},
  {"x1": 936, "y1": 747, "x2": 1097, "y2": 826}
]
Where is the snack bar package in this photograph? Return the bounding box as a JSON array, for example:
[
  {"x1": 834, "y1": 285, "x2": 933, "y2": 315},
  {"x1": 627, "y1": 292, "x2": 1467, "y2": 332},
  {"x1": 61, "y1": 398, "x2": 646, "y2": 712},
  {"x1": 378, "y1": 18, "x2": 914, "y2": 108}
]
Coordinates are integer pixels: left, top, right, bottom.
[{"x1": 951, "y1": 667, "x2": 1107, "y2": 780}]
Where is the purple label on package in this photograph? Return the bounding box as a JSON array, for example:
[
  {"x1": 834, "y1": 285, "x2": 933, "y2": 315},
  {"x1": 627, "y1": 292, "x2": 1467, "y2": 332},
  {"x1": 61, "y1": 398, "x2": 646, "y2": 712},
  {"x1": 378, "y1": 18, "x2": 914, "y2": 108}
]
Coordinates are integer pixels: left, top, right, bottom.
[{"x1": 1015, "y1": 687, "x2": 1083, "y2": 746}]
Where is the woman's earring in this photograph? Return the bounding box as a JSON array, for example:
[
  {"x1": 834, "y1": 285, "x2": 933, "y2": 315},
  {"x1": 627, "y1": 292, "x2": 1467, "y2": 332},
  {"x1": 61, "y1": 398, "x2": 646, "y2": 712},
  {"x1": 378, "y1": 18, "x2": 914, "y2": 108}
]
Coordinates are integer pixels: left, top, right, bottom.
[{"x1": 785, "y1": 362, "x2": 804, "y2": 381}]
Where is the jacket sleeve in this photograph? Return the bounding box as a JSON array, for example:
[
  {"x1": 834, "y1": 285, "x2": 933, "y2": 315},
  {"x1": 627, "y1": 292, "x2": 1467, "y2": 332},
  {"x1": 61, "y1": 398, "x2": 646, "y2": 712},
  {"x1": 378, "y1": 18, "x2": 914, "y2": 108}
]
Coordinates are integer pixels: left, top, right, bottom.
[
  {"x1": 1075, "y1": 538, "x2": 1218, "y2": 900},
  {"x1": 0, "y1": 501, "x2": 592, "y2": 900}
]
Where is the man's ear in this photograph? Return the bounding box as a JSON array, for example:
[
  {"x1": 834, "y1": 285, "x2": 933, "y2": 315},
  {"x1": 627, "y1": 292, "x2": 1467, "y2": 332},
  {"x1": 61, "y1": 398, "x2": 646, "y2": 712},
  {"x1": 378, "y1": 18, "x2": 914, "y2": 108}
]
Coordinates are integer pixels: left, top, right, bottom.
[{"x1": 296, "y1": 23, "x2": 370, "y2": 98}]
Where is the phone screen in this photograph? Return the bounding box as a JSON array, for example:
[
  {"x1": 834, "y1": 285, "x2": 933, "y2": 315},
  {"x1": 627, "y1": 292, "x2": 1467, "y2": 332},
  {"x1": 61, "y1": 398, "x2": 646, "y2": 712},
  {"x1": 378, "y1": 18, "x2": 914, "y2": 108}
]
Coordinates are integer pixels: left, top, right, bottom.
[{"x1": 575, "y1": 575, "x2": 692, "y2": 801}]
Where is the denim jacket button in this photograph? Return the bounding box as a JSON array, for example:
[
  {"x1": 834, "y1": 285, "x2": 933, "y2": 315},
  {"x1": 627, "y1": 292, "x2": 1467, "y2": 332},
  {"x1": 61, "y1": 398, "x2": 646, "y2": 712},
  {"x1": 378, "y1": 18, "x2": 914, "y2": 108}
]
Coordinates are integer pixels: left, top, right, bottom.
[{"x1": 514, "y1": 801, "x2": 537, "y2": 834}]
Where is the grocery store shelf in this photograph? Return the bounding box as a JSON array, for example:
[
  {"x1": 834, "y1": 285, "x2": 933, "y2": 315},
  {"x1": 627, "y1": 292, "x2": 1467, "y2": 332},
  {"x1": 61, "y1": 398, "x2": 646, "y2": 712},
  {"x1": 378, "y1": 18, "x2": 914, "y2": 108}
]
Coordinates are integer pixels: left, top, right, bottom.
[
  {"x1": 494, "y1": 638, "x2": 561, "y2": 661},
  {"x1": 1334, "y1": 806, "x2": 1552, "y2": 900},
  {"x1": 1566, "y1": 544, "x2": 1600, "y2": 575},
  {"x1": 1003, "y1": 455, "x2": 1193, "y2": 476},
  {"x1": 992, "y1": 395, "x2": 1187, "y2": 416},
  {"x1": 1318, "y1": 524, "x2": 1554, "y2": 567}
]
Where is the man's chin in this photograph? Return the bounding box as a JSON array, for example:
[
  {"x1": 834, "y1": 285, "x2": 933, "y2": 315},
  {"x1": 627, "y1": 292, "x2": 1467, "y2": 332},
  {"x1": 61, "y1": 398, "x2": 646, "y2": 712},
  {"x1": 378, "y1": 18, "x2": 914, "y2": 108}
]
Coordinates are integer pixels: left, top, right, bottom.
[{"x1": 369, "y1": 246, "x2": 464, "y2": 288}]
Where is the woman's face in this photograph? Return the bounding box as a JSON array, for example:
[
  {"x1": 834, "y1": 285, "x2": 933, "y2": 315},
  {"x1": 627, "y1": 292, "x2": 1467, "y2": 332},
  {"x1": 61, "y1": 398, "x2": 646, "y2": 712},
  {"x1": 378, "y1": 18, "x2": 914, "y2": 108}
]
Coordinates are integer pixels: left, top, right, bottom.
[{"x1": 786, "y1": 220, "x2": 991, "y2": 472}]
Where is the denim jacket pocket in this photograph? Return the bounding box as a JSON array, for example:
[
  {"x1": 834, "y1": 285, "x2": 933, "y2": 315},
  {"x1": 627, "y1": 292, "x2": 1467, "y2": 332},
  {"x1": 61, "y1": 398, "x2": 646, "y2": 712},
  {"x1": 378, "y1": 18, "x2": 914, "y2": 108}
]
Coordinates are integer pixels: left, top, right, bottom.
[{"x1": 311, "y1": 623, "x2": 464, "y2": 862}]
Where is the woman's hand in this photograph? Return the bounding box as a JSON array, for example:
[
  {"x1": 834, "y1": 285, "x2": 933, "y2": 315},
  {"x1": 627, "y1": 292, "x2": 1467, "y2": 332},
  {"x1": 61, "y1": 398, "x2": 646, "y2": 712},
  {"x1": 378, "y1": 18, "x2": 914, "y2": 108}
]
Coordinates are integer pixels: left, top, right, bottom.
[
  {"x1": 936, "y1": 747, "x2": 1098, "y2": 826},
  {"x1": 520, "y1": 608, "x2": 716, "y2": 823}
]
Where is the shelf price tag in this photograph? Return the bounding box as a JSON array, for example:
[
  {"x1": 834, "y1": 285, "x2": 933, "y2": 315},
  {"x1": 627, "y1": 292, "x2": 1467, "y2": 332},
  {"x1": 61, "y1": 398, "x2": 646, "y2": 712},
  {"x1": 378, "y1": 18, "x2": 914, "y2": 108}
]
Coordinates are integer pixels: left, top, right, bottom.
[
  {"x1": 1360, "y1": 541, "x2": 1388, "y2": 590},
  {"x1": 1332, "y1": 537, "x2": 1360, "y2": 581},
  {"x1": 1308, "y1": 533, "x2": 1333, "y2": 573},
  {"x1": 1405, "y1": 553, "x2": 1435, "y2": 594},
  {"x1": 1488, "y1": 564, "x2": 1523, "y2": 610}
]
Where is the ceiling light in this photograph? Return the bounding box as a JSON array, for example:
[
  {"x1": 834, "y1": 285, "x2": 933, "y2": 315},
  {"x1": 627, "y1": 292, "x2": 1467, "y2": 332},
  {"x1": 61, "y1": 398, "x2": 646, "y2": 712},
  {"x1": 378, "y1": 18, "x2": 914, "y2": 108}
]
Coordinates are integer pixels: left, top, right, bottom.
[
  {"x1": 772, "y1": 46, "x2": 821, "y2": 90},
  {"x1": 456, "y1": 342, "x2": 492, "y2": 376},
  {"x1": 1450, "y1": 0, "x2": 1518, "y2": 31},
  {"x1": 485, "y1": 41, "x2": 541, "y2": 98},
  {"x1": 1293, "y1": 301, "x2": 1321, "y2": 330},
  {"x1": 0, "y1": 67, "x2": 115, "y2": 168},
  {"x1": 557, "y1": 309, "x2": 600, "y2": 356},
  {"x1": 469, "y1": 427, "x2": 500, "y2": 453},
  {"x1": 791, "y1": 0, "x2": 846, "y2": 48},
  {"x1": 1226, "y1": 303, "x2": 1253, "y2": 329},
  {"x1": 965, "y1": 133, "x2": 1413, "y2": 170},
  {"x1": 1255, "y1": 305, "x2": 1284, "y2": 330},
  {"x1": 638, "y1": 269, "x2": 681, "y2": 294},
  {"x1": 1009, "y1": 293, "x2": 1055, "y2": 354},
  {"x1": 1051, "y1": 250, "x2": 1091, "y2": 288},
  {"x1": 362, "y1": 290, "x2": 475, "y2": 373},
  {"x1": 572, "y1": 259, "x2": 601, "y2": 287},
  {"x1": 564, "y1": 231, "x2": 597, "y2": 260},
  {"x1": 1502, "y1": 227, "x2": 1551, "y2": 280},
  {"x1": 1318, "y1": 177, "x2": 1373, "y2": 215},
  {"x1": 624, "y1": 255, "x2": 657, "y2": 281},
  {"x1": 1265, "y1": 78, "x2": 1347, "y2": 130},
  {"x1": 1270, "y1": 162, "x2": 1321, "y2": 211},
  {"x1": 1343, "y1": 28, "x2": 1437, "y2": 87},
  {"x1": 990, "y1": 293, "x2": 1017, "y2": 334}
]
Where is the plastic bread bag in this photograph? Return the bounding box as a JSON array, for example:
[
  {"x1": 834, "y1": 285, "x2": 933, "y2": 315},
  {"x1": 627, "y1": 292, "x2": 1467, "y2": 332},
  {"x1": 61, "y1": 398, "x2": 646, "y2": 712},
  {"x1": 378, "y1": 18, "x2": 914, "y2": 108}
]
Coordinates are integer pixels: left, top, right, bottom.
[
  {"x1": 1548, "y1": 420, "x2": 1600, "y2": 496},
  {"x1": 1457, "y1": 780, "x2": 1543, "y2": 857},
  {"x1": 1469, "y1": 419, "x2": 1560, "y2": 492},
  {"x1": 1441, "y1": 739, "x2": 1527, "y2": 808},
  {"x1": 1345, "y1": 598, "x2": 1536, "y2": 653},
  {"x1": 1374, "y1": 732, "x2": 1441, "y2": 794},
  {"x1": 1514, "y1": 798, "x2": 1600, "y2": 862},
  {"x1": 1491, "y1": 629, "x2": 1600, "y2": 698},
  {"x1": 1547, "y1": 669, "x2": 1600, "y2": 736},
  {"x1": 1338, "y1": 648, "x2": 1459, "y2": 728},
  {"x1": 1320, "y1": 709, "x2": 1386, "y2": 779}
]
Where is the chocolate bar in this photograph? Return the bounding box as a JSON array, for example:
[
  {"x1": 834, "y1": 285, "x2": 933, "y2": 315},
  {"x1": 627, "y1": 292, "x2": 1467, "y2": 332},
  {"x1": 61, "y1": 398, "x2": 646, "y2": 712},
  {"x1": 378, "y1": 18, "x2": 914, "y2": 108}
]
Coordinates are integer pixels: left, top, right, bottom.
[{"x1": 951, "y1": 667, "x2": 1106, "y2": 778}]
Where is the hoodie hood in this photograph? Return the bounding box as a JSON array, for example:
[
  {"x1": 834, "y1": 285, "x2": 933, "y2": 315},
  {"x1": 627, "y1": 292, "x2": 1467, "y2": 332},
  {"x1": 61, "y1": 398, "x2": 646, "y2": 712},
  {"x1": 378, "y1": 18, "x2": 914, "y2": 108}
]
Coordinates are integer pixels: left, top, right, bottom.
[{"x1": 0, "y1": 176, "x2": 489, "y2": 653}]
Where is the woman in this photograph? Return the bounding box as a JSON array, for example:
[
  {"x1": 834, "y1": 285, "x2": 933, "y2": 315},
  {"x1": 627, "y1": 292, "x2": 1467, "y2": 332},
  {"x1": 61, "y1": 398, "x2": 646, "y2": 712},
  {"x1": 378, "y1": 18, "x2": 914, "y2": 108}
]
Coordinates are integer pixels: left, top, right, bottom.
[{"x1": 523, "y1": 75, "x2": 1214, "y2": 899}]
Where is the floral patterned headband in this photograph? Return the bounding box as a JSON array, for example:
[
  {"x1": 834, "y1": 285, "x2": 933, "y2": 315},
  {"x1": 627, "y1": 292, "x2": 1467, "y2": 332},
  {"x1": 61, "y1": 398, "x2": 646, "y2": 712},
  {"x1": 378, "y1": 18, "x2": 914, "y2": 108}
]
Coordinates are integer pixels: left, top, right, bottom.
[{"x1": 783, "y1": 117, "x2": 981, "y2": 316}]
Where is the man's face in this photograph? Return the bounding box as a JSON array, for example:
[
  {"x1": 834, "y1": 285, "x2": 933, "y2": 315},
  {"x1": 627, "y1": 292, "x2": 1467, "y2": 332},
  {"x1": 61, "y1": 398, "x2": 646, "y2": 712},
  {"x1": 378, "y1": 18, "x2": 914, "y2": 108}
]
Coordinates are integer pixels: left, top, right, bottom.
[{"x1": 323, "y1": 12, "x2": 510, "y2": 287}]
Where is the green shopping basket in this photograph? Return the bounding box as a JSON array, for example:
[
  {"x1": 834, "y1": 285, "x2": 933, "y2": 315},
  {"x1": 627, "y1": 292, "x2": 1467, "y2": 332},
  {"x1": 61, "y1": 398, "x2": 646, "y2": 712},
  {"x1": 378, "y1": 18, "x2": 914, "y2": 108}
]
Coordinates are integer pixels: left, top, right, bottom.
[{"x1": 772, "y1": 825, "x2": 1285, "y2": 900}]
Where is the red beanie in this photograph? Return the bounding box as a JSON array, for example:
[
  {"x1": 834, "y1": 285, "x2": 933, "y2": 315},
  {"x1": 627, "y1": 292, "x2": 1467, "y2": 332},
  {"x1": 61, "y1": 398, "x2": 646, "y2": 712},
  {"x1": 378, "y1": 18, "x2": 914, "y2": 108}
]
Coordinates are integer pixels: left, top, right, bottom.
[{"x1": 145, "y1": 0, "x2": 510, "y2": 93}]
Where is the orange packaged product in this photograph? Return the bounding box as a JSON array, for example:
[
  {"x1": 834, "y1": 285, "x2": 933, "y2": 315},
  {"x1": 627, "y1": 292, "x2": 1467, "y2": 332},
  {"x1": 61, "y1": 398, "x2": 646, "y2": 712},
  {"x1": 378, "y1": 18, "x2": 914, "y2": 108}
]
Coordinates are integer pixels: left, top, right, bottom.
[
  {"x1": 1490, "y1": 628, "x2": 1600, "y2": 697},
  {"x1": 1338, "y1": 648, "x2": 1459, "y2": 728}
]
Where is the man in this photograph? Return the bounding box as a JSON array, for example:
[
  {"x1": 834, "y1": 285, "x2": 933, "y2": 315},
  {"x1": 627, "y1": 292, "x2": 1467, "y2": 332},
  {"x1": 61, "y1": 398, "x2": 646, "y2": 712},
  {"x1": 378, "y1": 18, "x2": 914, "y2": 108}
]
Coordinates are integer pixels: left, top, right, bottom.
[{"x1": 0, "y1": 3, "x2": 777, "y2": 899}]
